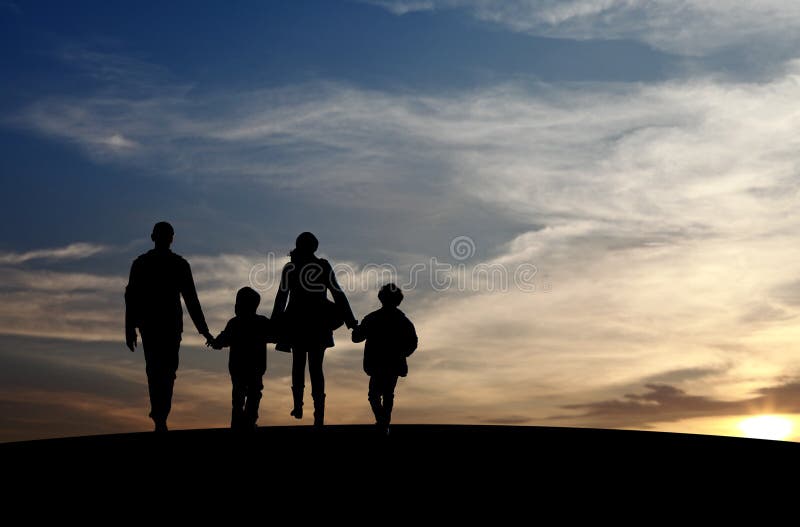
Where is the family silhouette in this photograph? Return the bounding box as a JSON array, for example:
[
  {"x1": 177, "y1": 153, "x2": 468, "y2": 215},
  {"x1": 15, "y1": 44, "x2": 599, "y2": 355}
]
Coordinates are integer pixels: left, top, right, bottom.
[{"x1": 124, "y1": 223, "x2": 418, "y2": 435}]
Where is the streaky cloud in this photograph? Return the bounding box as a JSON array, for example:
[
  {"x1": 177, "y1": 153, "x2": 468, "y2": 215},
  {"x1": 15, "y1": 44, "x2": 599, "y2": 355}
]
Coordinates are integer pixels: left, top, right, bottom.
[
  {"x1": 552, "y1": 381, "x2": 800, "y2": 428},
  {"x1": 0, "y1": 242, "x2": 109, "y2": 264},
  {"x1": 363, "y1": 0, "x2": 800, "y2": 56}
]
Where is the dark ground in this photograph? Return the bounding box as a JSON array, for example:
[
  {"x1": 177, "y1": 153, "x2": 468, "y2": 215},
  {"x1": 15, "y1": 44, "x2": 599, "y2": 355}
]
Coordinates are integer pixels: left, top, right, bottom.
[{"x1": 3, "y1": 425, "x2": 796, "y2": 516}]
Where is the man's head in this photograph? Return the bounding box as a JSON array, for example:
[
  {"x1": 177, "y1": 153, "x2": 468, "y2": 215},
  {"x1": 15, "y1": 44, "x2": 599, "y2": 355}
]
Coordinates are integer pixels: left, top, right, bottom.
[
  {"x1": 378, "y1": 283, "x2": 403, "y2": 307},
  {"x1": 235, "y1": 287, "x2": 261, "y2": 316},
  {"x1": 151, "y1": 222, "x2": 175, "y2": 249}
]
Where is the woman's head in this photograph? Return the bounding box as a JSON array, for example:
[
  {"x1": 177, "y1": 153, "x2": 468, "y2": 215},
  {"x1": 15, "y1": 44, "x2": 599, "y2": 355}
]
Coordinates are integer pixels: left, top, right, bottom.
[{"x1": 294, "y1": 232, "x2": 319, "y2": 255}]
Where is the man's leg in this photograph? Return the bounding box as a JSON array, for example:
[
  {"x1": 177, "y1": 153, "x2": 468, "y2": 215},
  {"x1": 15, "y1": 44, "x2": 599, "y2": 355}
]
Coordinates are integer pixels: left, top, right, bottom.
[{"x1": 142, "y1": 333, "x2": 180, "y2": 431}]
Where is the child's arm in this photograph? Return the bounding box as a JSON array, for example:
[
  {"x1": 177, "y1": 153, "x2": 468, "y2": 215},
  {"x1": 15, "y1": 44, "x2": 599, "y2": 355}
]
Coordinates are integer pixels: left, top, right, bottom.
[
  {"x1": 212, "y1": 321, "x2": 233, "y2": 350},
  {"x1": 351, "y1": 317, "x2": 368, "y2": 343},
  {"x1": 404, "y1": 319, "x2": 418, "y2": 357},
  {"x1": 261, "y1": 316, "x2": 279, "y2": 344}
]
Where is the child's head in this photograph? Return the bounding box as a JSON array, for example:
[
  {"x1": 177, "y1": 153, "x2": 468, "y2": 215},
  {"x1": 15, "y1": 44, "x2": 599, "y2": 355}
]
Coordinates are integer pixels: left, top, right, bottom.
[
  {"x1": 235, "y1": 287, "x2": 261, "y2": 316},
  {"x1": 378, "y1": 283, "x2": 403, "y2": 307}
]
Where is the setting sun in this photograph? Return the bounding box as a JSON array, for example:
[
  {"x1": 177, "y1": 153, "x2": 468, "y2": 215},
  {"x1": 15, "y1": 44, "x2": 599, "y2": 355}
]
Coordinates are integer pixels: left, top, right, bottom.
[{"x1": 738, "y1": 416, "x2": 794, "y2": 441}]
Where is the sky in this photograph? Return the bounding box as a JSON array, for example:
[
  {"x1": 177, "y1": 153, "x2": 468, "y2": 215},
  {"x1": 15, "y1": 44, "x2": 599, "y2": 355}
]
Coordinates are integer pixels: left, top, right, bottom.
[{"x1": 3, "y1": 0, "x2": 800, "y2": 442}]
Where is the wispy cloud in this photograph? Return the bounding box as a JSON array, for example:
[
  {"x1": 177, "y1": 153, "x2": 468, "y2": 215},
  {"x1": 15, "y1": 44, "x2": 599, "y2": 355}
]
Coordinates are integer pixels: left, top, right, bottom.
[
  {"x1": 7, "y1": 46, "x2": 800, "y2": 439},
  {"x1": 365, "y1": 0, "x2": 437, "y2": 15},
  {"x1": 0, "y1": 243, "x2": 109, "y2": 264},
  {"x1": 551, "y1": 381, "x2": 800, "y2": 428},
  {"x1": 364, "y1": 0, "x2": 800, "y2": 55},
  {"x1": 14, "y1": 61, "x2": 800, "y2": 240}
]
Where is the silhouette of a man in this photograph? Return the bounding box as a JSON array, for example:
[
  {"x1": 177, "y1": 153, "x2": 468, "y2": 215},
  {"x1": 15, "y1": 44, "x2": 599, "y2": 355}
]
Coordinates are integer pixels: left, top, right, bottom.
[{"x1": 125, "y1": 222, "x2": 213, "y2": 432}]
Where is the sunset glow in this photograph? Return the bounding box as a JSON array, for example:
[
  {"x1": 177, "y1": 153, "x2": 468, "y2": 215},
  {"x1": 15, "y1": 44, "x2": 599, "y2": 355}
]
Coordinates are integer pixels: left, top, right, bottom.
[
  {"x1": 4, "y1": 2, "x2": 800, "y2": 443},
  {"x1": 738, "y1": 416, "x2": 794, "y2": 441}
]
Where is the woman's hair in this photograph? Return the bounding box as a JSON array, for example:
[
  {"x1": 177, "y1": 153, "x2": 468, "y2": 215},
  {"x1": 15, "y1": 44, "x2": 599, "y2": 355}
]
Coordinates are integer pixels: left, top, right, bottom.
[{"x1": 294, "y1": 232, "x2": 319, "y2": 253}]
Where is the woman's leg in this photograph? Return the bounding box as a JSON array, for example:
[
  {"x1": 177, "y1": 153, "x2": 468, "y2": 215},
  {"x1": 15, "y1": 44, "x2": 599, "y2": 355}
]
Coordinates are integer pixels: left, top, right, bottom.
[
  {"x1": 308, "y1": 346, "x2": 326, "y2": 427},
  {"x1": 290, "y1": 347, "x2": 307, "y2": 418},
  {"x1": 291, "y1": 347, "x2": 307, "y2": 388},
  {"x1": 308, "y1": 347, "x2": 325, "y2": 396}
]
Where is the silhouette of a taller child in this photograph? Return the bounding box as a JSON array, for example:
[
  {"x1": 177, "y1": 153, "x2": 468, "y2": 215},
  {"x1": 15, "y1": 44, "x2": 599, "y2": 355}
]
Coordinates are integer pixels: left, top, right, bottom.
[
  {"x1": 352, "y1": 283, "x2": 418, "y2": 434},
  {"x1": 125, "y1": 222, "x2": 213, "y2": 432},
  {"x1": 272, "y1": 232, "x2": 357, "y2": 427}
]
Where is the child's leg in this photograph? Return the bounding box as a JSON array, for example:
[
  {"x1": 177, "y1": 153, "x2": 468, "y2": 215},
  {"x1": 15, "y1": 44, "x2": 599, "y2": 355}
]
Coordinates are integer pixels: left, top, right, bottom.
[
  {"x1": 368, "y1": 375, "x2": 384, "y2": 424},
  {"x1": 243, "y1": 374, "x2": 264, "y2": 427},
  {"x1": 382, "y1": 376, "x2": 399, "y2": 425},
  {"x1": 231, "y1": 376, "x2": 246, "y2": 429}
]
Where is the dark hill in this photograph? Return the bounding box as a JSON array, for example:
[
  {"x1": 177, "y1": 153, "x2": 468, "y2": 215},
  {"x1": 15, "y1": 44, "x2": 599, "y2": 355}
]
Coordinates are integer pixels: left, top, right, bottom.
[{"x1": 3, "y1": 425, "x2": 795, "y2": 513}]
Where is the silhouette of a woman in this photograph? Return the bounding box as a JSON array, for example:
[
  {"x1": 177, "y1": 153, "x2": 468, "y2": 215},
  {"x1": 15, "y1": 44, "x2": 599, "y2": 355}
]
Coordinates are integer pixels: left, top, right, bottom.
[{"x1": 272, "y1": 232, "x2": 357, "y2": 427}]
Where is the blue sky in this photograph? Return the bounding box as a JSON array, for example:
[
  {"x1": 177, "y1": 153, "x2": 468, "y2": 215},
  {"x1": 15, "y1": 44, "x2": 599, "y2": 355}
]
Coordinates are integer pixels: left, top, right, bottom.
[{"x1": 4, "y1": 0, "x2": 800, "y2": 441}]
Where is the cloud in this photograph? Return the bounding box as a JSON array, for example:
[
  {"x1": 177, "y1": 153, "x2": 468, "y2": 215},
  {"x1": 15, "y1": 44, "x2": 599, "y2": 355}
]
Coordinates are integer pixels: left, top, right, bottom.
[
  {"x1": 103, "y1": 133, "x2": 137, "y2": 149},
  {"x1": 551, "y1": 381, "x2": 800, "y2": 428},
  {"x1": 0, "y1": 252, "x2": 272, "y2": 343},
  {"x1": 363, "y1": 0, "x2": 800, "y2": 55},
  {"x1": 365, "y1": 0, "x2": 437, "y2": 15},
  {"x1": 0, "y1": 243, "x2": 109, "y2": 264},
  {"x1": 13, "y1": 56, "x2": 800, "y2": 246},
  {"x1": 8, "y1": 49, "x2": 800, "y2": 438}
]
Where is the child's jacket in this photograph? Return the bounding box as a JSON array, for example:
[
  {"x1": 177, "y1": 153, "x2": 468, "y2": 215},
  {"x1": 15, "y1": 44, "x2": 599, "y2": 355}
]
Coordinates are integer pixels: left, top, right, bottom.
[
  {"x1": 216, "y1": 314, "x2": 275, "y2": 377},
  {"x1": 352, "y1": 306, "x2": 418, "y2": 377}
]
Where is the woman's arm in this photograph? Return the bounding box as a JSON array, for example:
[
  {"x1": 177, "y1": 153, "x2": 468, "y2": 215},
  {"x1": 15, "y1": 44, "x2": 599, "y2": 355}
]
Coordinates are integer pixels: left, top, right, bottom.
[
  {"x1": 352, "y1": 316, "x2": 368, "y2": 343},
  {"x1": 271, "y1": 264, "x2": 290, "y2": 320},
  {"x1": 323, "y1": 259, "x2": 357, "y2": 329}
]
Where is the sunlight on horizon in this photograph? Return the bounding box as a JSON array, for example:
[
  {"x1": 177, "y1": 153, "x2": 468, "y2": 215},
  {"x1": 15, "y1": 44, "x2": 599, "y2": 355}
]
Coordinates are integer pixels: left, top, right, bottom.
[{"x1": 738, "y1": 415, "x2": 794, "y2": 441}]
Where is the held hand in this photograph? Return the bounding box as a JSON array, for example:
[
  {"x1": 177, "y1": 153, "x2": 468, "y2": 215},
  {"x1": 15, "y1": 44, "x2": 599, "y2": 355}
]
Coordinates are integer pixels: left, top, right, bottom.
[
  {"x1": 207, "y1": 337, "x2": 222, "y2": 350},
  {"x1": 346, "y1": 319, "x2": 358, "y2": 330},
  {"x1": 126, "y1": 329, "x2": 137, "y2": 352}
]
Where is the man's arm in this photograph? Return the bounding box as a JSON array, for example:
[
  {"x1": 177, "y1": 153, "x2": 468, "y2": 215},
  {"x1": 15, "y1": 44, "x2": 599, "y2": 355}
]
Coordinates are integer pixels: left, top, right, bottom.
[
  {"x1": 179, "y1": 259, "x2": 211, "y2": 340},
  {"x1": 124, "y1": 259, "x2": 140, "y2": 352}
]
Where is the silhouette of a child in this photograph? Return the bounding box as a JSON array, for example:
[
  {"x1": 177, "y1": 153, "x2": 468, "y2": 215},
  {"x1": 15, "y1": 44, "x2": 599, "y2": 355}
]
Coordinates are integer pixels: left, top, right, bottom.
[
  {"x1": 352, "y1": 283, "x2": 418, "y2": 435},
  {"x1": 211, "y1": 287, "x2": 276, "y2": 430}
]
